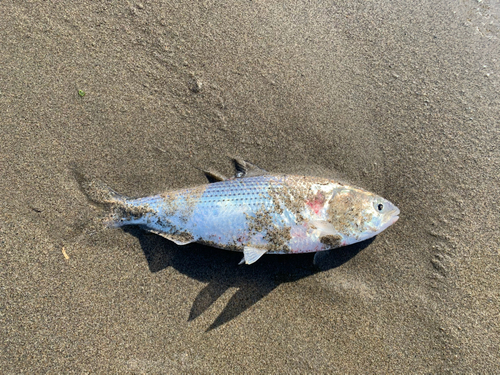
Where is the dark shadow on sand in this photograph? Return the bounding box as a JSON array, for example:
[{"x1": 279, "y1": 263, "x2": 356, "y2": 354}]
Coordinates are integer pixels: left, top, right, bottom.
[{"x1": 123, "y1": 226, "x2": 373, "y2": 331}]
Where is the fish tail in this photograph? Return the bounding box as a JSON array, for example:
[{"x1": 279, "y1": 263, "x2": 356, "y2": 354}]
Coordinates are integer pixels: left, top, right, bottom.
[
  {"x1": 73, "y1": 169, "x2": 129, "y2": 228},
  {"x1": 83, "y1": 179, "x2": 127, "y2": 205},
  {"x1": 102, "y1": 205, "x2": 127, "y2": 229}
]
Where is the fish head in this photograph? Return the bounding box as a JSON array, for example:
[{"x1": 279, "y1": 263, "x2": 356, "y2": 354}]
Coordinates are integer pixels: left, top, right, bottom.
[
  {"x1": 360, "y1": 194, "x2": 400, "y2": 240},
  {"x1": 327, "y1": 188, "x2": 400, "y2": 245}
]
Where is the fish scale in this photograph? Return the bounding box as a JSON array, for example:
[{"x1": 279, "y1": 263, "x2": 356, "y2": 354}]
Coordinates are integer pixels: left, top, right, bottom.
[{"x1": 199, "y1": 176, "x2": 278, "y2": 207}]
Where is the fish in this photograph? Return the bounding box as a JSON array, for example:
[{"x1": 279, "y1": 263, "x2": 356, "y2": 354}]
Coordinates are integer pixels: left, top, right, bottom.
[{"x1": 83, "y1": 159, "x2": 399, "y2": 265}]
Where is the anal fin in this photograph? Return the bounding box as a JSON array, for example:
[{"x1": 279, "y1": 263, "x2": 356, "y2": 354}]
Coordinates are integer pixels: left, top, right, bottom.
[{"x1": 145, "y1": 229, "x2": 195, "y2": 246}]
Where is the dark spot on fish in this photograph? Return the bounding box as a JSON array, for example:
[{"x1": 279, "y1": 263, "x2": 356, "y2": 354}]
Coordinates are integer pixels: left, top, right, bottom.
[
  {"x1": 320, "y1": 234, "x2": 342, "y2": 248},
  {"x1": 264, "y1": 225, "x2": 292, "y2": 253}
]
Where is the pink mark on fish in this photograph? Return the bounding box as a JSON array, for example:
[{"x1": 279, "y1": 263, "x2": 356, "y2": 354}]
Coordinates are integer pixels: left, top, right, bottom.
[{"x1": 306, "y1": 191, "x2": 325, "y2": 215}]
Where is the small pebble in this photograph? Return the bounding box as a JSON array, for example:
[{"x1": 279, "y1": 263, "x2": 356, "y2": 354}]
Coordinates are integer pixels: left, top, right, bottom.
[{"x1": 189, "y1": 78, "x2": 203, "y2": 93}]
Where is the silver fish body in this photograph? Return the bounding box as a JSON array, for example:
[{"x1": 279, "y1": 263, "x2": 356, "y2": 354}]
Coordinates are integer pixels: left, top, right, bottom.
[{"x1": 104, "y1": 164, "x2": 399, "y2": 264}]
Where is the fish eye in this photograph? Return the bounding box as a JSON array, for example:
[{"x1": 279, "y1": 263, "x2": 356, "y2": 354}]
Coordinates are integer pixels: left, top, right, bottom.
[{"x1": 377, "y1": 203, "x2": 384, "y2": 212}]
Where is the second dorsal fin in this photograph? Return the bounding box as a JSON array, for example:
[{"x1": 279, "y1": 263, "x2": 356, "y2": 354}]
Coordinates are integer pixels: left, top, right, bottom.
[{"x1": 202, "y1": 170, "x2": 227, "y2": 183}]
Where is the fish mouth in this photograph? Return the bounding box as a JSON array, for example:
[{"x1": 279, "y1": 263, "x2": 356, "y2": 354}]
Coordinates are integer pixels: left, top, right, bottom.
[
  {"x1": 387, "y1": 214, "x2": 399, "y2": 226},
  {"x1": 365, "y1": 209, "x2": 399, "y2": 234},
  {"x1": 375, "y1": 207, "x2": 399, "y2": 233},
  {"x1": 384, "y1": 207, "x2": 400, "y2": 228}
]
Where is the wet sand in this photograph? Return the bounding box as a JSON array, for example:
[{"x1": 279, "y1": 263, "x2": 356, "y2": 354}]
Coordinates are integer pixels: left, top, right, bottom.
[{"x1": 1, "y1": 0, "x2": 499, "y2": 373}]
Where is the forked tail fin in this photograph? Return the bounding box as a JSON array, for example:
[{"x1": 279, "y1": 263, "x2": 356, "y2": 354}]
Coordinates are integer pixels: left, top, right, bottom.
[
  {"x1": 81, "y1": 178, "x2": 126, "y2": 205},
  {"x1": 74, "y1": 170, "x2": 126, "y2": 203},
  {"x1": 73, "y1": 169, "x2": 128, "y2": 227}
]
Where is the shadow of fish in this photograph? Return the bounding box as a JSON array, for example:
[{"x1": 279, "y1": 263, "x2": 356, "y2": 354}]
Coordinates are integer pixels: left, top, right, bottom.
[{"x1": 81, "y1": 159, "x2": 399, "y2": 265}]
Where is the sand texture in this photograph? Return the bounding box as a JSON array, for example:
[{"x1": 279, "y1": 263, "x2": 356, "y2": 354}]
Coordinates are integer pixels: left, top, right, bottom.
[{"x1": 1, "y1": 0, "x2": 499, "y2": 373}]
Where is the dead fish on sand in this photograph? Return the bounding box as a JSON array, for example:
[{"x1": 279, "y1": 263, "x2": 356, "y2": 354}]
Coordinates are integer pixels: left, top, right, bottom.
[{"x1": 83, "y1": 159, "x2": 399, "y2": 265}]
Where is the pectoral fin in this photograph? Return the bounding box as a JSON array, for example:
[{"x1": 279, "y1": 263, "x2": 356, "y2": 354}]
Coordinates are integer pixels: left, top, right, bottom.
[
  {"x1": 310, "y1": 220, "x2": 343, "y2": 249},
  {"x1": 310, "y1": 220, "x2": 338, "y2": 236},
  {"x1": 239, "y1": 246, "x2": 268, "y2": 265}
]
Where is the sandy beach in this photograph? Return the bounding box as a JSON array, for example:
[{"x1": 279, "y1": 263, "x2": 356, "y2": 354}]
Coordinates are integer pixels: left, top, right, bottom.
[{"x1": 1, "y1": 0, "x2": 499, "y2": 373}]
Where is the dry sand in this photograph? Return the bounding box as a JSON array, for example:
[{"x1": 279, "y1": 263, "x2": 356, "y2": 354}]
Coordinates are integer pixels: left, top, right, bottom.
[{"x1": 1, "y1": 0, "x2": 499, "y2": 373}]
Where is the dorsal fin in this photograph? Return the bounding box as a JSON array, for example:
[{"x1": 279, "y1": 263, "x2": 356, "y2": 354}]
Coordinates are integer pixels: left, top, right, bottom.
[
  {"x1": 232, "y1": 157, "x2": 268, "y2": 178},
  {"x1": 199, "y1": 158, "x2": 268, "y2": 183},
  {"x1": 202, "y1": 170, "x2": 227, "y2": 183},
  {"x1": 194, "y1": 165, "x2": 227, "y2": 183}
]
